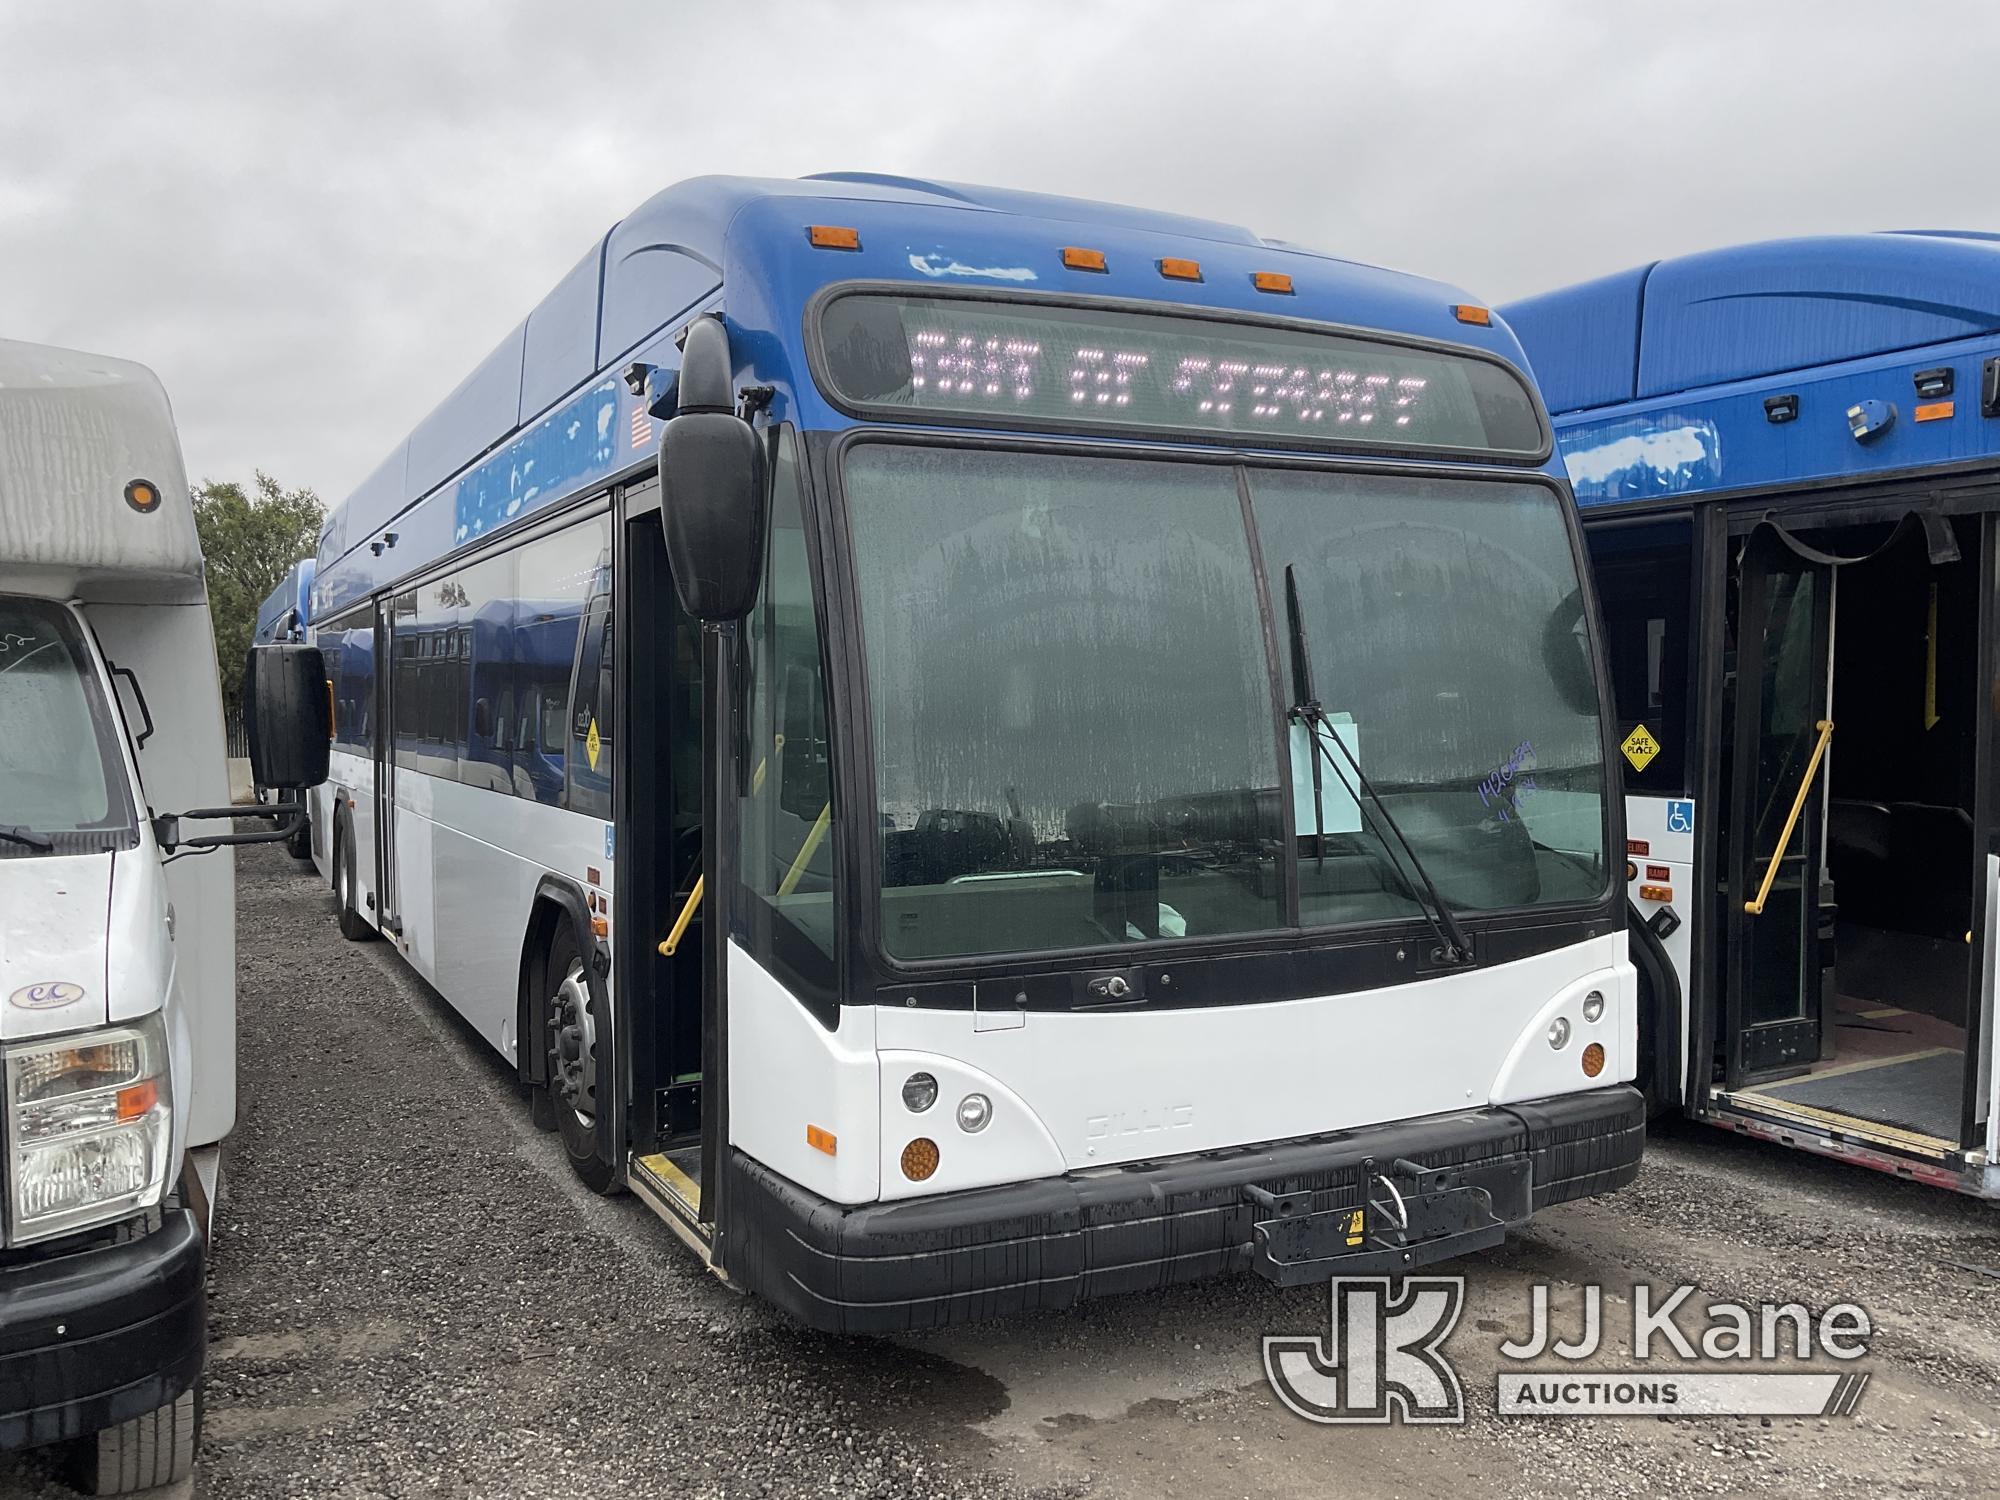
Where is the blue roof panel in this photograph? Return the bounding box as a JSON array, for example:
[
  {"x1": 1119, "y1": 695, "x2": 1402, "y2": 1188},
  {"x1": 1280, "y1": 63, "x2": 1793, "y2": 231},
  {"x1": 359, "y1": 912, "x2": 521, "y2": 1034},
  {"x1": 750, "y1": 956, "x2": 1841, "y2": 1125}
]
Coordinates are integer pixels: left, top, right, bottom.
[
  {"x1": 1505, "y1": 233, "x2": 2000, "y2": 415},
  {"x1": 1503, "y1": 264, "x2": 1651, "y2": 414}
]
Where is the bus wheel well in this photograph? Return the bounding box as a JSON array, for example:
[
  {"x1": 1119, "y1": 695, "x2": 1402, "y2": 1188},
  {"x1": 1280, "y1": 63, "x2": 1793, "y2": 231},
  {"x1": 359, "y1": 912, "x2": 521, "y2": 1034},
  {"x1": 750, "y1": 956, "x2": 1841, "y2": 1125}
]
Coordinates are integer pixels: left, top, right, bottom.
[{"x1": 519, "y1": 884, "x2": 591, "y2": 1089}]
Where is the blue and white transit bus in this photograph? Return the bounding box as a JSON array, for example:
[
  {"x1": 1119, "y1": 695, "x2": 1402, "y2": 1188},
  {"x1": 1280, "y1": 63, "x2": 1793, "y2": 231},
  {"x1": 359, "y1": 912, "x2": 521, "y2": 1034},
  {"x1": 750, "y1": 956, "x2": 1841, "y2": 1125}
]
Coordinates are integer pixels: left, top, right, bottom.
[
  {"x1": 1507, "y1": 232, "x2": 2000, "y2": 1197},
  {"x1": 252, "y1": 557, "x2": 314, "y2": 646},
  {"x1": 308, "y1": 173, "x2": 1641, "y2": 1330}
]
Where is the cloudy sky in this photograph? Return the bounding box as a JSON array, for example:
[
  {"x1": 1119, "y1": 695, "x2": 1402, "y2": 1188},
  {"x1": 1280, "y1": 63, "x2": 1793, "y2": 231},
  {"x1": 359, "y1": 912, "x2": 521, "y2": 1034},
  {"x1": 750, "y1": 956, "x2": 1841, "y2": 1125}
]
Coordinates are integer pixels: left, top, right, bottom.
[{"x1": 4, "y1": 2, "x2": 1996, "y2": 505}]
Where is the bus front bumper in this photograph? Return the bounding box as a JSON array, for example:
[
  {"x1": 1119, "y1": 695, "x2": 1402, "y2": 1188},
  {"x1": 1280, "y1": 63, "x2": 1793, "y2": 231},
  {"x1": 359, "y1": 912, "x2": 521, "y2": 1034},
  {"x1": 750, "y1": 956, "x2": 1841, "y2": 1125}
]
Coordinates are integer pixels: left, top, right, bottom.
[
  {"x1": 0, "y1": 1206, "x2": 206, "y2": 1451},
  {"x1": 724, "y1": 1084, "x2": 1644, "y2": 1334}
]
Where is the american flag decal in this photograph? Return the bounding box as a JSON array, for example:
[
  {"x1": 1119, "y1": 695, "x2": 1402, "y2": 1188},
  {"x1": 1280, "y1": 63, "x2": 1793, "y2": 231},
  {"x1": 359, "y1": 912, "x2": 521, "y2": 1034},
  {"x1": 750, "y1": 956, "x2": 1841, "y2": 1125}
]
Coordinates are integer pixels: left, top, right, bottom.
[{"x1": 629, "y1": 405, "x2": 653, "y2": 451}]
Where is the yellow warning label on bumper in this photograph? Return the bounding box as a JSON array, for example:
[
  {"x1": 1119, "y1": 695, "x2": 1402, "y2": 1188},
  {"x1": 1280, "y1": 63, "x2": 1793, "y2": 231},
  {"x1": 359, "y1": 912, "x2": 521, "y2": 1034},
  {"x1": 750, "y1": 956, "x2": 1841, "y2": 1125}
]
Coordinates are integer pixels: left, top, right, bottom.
[{"x1": 1620, "y1": 723, "x2": 1661, "y2": 772}]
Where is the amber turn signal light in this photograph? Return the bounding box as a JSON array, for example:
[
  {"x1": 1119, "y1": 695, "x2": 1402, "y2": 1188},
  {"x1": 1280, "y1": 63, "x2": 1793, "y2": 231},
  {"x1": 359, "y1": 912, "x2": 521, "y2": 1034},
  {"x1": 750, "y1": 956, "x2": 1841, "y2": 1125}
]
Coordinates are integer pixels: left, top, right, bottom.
[
  {"x1": 1581, "y1": 1043, "x2": 1606, "y2": 1079},
  {"x1": 900, "y1": 1137, "x2": 940, "y2": 1181}
]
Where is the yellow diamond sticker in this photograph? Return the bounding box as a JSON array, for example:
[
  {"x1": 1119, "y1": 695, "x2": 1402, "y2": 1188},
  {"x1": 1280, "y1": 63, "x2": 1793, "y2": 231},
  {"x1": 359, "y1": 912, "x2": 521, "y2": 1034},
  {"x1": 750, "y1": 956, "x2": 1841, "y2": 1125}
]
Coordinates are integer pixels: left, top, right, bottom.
[
  {"x1": 586, "y1": 716, "x2": 602, "y2": 771},
  {"x1": 1621, "y1": 723, "x2": 1661, "y2": 772}
]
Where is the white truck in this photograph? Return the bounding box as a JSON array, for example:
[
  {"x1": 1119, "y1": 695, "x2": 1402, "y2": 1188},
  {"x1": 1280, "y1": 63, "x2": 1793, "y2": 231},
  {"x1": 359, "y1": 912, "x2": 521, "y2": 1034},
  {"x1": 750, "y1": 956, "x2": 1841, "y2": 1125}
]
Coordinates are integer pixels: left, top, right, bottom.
[{"x1": 0, "y1": 338, "x2": 326, "y2": 1491}]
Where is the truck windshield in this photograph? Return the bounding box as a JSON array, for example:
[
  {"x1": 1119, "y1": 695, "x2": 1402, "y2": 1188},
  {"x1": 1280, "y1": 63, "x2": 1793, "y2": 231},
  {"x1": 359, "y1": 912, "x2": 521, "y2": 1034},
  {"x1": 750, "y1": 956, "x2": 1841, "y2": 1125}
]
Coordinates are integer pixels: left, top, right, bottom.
[
  {"x1": 0, "y1": 598, "x2": 133, "y2": 847},
  {"x1": 844, "y1": 445, "x2": 1607, "y2": 962}
]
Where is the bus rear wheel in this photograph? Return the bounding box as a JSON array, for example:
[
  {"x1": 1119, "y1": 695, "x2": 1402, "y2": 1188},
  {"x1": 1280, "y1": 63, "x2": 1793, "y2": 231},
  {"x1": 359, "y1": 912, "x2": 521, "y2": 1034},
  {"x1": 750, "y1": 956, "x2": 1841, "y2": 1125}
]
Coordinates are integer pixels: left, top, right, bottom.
[{"x1": 543, "y1": 918, "x2": 618, "y2": 1193}]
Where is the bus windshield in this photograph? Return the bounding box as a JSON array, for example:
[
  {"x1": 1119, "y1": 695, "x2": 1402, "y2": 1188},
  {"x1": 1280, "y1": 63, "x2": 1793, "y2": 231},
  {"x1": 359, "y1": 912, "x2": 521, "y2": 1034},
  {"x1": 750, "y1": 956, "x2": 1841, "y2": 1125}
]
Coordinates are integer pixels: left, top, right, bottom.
[
  {"x1": 0, "y1": 597, "x2": 133, "y2": 845},
  {"x1": 845, "y1": 445, "x2": 1607, "y2": 962}
]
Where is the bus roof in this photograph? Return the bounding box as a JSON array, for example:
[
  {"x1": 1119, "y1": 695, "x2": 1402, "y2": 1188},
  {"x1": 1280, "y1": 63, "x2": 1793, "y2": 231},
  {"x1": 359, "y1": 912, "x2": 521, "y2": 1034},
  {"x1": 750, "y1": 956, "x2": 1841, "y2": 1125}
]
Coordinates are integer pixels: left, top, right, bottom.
[
  {"x1": 1501, "y1": 233, "x2": 2000, "y2": 507},
  {"x1": 315, "y1": 172, "x2": 1529, "y2": 617},
  {"x1": 254, "y1": 558, "x2": 316, "y2": 642},
  {"x1": 0, "y1": 337, "x2": 203, "y2": 604}
]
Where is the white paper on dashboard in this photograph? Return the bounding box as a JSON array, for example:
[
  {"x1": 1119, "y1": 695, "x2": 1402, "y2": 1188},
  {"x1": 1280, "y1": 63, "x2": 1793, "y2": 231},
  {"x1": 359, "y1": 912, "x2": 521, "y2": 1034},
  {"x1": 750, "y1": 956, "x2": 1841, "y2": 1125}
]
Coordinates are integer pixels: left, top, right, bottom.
[{"x1": 1290, "y1": 714, "x2": 1362, "y2": 835}]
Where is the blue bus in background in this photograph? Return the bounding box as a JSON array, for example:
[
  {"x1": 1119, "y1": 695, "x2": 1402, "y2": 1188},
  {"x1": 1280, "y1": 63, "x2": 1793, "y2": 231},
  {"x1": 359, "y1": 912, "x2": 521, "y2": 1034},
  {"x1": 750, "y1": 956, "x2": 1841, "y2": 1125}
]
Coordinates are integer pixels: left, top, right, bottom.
[
  {"x1": 308, "y1": 172, "x2": 1643, "y2": 1331},
  {"x1": 1506, "y1": 232, "x2": 2000, "y2": 1197},
  {"x1": 253, "y1": 557, "x2": 314, "y2": 645}
]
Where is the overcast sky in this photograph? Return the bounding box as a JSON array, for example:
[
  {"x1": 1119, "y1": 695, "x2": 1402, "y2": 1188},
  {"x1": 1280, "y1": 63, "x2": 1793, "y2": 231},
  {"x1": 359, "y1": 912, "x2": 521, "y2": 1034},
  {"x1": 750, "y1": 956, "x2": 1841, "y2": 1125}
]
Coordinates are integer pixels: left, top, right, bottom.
[{"x1": 5, "y1": 2, "x2": 1997, "y2": 505}]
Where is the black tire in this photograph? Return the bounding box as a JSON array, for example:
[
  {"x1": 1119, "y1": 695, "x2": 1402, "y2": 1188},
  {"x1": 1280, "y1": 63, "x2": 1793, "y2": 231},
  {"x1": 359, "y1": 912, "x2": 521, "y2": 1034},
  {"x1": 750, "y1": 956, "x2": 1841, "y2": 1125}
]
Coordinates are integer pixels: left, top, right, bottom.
[
  {"x1": 67, "y1": 1382, "x2": 201, "y2": 1494},
  {"x1": 334, "y1": 814, "x2": 376, "y2": 943},
  {"x1": 285, "y1": 808, "x2": 312, "y2": 862},
  {"x1": 542, "y1": 918, "x2": 619, "y2": 1193}
]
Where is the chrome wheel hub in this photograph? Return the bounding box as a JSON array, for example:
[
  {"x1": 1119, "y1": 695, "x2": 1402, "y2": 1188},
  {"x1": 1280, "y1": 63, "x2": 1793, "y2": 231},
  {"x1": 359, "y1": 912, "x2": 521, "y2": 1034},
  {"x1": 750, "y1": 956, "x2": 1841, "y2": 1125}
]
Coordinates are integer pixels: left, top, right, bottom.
[{"x1": 548, "y1": 958, "x2": 596, "y2": 1124}]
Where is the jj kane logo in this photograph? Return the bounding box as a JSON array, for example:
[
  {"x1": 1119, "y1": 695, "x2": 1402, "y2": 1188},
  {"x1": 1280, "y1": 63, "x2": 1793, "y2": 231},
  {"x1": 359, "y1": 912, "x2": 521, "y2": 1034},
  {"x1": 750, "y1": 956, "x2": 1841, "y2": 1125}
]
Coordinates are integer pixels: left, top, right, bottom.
[{"x1": 1264, "y1": 1279, "x2": 1874, "y2": 1424}]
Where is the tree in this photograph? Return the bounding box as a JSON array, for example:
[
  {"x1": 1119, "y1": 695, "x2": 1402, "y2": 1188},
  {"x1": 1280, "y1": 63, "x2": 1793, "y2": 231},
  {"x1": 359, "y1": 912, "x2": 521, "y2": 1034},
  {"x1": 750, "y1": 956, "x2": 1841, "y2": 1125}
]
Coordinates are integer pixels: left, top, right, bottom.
[{"x1": 193, "y1": 471, "x2": 325, "y2": 715}]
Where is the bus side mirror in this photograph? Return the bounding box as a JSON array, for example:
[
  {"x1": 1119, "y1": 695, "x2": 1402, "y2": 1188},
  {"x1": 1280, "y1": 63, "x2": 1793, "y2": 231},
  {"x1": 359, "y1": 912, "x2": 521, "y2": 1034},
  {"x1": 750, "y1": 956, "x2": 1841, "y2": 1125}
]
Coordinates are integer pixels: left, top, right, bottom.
[
  {"x1": 658, "y1": 316, "x2": 765, "y2": 624},
  {"x1": 244, "y1": 643, "x2": 331, "y2": 790}
]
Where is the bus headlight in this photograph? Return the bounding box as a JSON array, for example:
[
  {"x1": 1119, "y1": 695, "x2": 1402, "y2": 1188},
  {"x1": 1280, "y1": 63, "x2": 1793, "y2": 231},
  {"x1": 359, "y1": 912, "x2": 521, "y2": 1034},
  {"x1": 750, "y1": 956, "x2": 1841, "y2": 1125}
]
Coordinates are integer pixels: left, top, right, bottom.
[
  {"x1": 901, "y1": 1072, "x2": 938, "y2": 1113},
  {"x1": 1581, "y1": 990, "x2": 1606, "y2": 1024},
  {"x1": 955, "y1": 1092, "x2": 992, "y2": 1133},
  {"x1": 3, "y1": 1014, "x2": 172, "y2": 1244},
  {"x1": 1547, "y1": 1016, "x2": 1572, "y2": 1050}
]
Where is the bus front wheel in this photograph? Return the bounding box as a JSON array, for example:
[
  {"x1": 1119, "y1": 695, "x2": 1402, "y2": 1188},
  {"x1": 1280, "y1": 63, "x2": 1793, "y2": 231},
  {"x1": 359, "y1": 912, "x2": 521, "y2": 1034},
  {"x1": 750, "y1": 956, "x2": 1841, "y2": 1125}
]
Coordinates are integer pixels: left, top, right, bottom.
[
  {"x1": 542, "y1": 918, "x2": 619, "y2": 1194},
  {"x1": 334, "y1": 814, "x2": 375, "y2": 943}
]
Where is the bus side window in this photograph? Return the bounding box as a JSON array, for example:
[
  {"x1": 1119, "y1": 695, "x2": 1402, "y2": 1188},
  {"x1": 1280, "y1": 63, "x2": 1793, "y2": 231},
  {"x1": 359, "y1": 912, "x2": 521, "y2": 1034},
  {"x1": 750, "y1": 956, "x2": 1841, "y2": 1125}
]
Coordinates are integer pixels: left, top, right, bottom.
[{"x1": 739, "y1": 427, "x2": 838, "y2": 984}]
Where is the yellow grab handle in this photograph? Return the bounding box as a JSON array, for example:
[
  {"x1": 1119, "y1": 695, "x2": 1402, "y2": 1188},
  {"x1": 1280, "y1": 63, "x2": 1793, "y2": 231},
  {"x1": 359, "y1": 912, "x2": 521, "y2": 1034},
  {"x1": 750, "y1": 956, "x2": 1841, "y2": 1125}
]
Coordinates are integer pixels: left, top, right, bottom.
[
  {"x1": 657, "y1": 875, "x2": 703, "y2": 957},
  {"x1": 778, "y1": 804, "x2": 832, "y2": 898},
  {"x1": 1744, "y1": 719, "x2": 1833, "y2": 916}
]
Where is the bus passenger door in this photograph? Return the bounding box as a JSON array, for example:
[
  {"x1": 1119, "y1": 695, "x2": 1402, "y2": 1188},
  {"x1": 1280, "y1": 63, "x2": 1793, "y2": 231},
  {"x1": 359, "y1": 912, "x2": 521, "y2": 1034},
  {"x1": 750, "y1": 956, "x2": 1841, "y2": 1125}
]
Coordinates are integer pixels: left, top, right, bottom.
[
  {"x1": 374, "y1": 593, "x2": 404, "y2": 939},
  {"x1": 1723, "y1": 531, "x2": 1833, "y2": 1083}
]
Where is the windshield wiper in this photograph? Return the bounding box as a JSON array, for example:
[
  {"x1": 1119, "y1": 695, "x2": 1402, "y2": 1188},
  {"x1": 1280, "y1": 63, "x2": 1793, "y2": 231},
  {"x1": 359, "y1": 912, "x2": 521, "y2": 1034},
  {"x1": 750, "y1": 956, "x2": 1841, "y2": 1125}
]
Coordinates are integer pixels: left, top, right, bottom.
[
  {"x1": 1282, "y1": 565, "x2": 1474, "y2": 967},
  {"x1": 0, "y1": 823, "x2": 56, "y2": 851}
]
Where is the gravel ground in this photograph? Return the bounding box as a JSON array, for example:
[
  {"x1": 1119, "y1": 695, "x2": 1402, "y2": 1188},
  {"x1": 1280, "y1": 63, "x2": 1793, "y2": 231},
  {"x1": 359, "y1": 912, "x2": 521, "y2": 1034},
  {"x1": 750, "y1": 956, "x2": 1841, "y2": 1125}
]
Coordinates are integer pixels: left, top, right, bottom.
[{"x1": 5, "y1": 840, "x2": 1999, "y2": 1497}]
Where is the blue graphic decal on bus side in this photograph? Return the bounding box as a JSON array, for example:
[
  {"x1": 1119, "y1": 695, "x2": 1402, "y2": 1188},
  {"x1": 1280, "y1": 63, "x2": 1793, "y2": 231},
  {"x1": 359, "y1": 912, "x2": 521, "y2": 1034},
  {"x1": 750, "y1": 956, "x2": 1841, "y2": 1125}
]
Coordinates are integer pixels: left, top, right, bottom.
[
  {"x1": 1559, "y1": 416, "x2": 1721, "y2": 505},
  {"x1": 453, "y1": 378, "x2": 623, "y2": 546}
]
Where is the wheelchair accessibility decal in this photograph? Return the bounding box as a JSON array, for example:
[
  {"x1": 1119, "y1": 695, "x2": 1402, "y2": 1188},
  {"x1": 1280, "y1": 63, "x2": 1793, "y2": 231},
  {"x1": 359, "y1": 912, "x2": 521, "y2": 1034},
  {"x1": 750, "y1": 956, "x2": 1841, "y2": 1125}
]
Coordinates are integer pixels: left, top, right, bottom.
[{"x1": 1666, "y1": 799, "x2": 1694, "y2": 835}]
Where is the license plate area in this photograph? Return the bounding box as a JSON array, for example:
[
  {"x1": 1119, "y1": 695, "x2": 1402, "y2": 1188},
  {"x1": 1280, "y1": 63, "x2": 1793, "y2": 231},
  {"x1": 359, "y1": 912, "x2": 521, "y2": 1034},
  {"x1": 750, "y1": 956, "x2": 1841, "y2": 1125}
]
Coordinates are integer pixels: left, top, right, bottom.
[{"x1": 1247, "y1": 1154, "x2": 1531, "y2": 1286}]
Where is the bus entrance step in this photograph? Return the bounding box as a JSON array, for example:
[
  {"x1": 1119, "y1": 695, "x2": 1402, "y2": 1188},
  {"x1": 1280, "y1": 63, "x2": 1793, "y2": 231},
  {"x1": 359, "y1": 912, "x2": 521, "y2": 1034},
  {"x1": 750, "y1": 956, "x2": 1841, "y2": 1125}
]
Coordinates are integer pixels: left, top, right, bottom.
[{"x1": 1245, "y1": 1155, "x2": 1530, "y2": 1286}]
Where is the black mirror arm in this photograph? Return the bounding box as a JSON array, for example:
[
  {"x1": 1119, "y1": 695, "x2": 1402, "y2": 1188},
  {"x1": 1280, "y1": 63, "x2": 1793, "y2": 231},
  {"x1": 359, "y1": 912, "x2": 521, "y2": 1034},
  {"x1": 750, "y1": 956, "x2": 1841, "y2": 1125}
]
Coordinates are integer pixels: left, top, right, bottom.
[{"x1": 154, "y1": 802, "x2": 306, "y2": 853}]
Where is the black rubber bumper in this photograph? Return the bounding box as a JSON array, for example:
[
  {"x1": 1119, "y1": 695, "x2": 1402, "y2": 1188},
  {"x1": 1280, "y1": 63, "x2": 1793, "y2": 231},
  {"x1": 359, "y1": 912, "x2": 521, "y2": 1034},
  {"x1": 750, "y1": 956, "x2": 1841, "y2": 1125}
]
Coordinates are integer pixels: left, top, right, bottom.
[
  {"x1": 725, "y1": 1084, "x2": 1644, "y2": 1334},
  {"x1": 0, "y1": 1207, "x2": 206, "y2": 1451}
]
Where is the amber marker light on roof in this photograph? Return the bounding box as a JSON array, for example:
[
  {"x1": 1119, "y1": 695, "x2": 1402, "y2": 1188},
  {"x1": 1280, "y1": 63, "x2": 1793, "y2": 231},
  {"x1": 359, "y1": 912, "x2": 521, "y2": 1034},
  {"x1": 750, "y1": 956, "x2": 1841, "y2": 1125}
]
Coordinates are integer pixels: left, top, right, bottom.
[
  {"x1": 1062, "y1": 246, "x2": 1108, "y2": 272},
  {"x1": 1252, "y1": 271, "x2": 1294, "y2": 294},
  {"x1": 1158, "y1": 256, "x2": 1203, "y2": 282},
  {"x1": 124, "y1": 478, "x2": 161, "y2": 513},
  {"x1": 806, "y1": 225, "x2": 861, "y2": 250},
  {"x1": 1452, "y1": 304, "x2": 1492, "y2": 326}
]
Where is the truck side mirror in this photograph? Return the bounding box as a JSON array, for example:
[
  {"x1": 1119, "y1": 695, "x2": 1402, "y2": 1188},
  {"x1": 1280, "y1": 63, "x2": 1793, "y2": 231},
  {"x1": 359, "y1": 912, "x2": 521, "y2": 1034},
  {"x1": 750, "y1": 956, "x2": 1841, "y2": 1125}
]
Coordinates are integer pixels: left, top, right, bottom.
[
  {"x1": 244, "y1": 643, "x2": 331, "y2": 790},
  {"x1": 658, "y1": 315, "x2": 765, "y2": 623}
]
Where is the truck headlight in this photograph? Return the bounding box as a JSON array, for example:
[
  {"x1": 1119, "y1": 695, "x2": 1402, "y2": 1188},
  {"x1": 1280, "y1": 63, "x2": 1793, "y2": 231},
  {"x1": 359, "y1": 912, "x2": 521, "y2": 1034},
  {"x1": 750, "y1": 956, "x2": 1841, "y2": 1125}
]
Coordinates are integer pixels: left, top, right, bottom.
[{"x1": 4, "y1": 1014, "x2": 172, "y2": 1244}]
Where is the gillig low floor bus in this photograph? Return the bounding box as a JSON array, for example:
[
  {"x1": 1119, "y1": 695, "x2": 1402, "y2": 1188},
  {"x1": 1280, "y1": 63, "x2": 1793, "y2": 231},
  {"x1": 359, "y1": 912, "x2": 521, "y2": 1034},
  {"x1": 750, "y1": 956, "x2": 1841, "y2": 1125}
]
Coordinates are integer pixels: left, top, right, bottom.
[
  {"x1": 300, "y1": 173, "x2": 1644, "y2": 1332},
  {"x1": 1507, "y1": 233, "x2": 2000, "y2": 1196},
  {"x1": 253, "y1": 557, "x2": 318, "y2": 857},
  {"x1": 0, "y1": 339, "x2": 328, "y2": 1489}
]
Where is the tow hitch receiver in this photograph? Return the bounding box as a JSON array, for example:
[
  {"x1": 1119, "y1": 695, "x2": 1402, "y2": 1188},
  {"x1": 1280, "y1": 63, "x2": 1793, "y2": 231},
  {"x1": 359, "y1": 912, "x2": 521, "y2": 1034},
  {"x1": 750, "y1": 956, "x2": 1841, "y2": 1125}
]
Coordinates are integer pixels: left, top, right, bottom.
[{"x1": 1246, "y1": 1155, "x2": 1532, "y2": 1286}]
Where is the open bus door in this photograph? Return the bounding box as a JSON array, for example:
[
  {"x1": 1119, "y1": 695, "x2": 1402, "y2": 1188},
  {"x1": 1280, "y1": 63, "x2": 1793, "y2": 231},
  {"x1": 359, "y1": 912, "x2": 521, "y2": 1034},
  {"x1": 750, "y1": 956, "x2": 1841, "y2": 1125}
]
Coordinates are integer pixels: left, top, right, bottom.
[{"x1": 1722, "y1": 529, "x2": 1833, "y2": 1084}]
